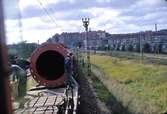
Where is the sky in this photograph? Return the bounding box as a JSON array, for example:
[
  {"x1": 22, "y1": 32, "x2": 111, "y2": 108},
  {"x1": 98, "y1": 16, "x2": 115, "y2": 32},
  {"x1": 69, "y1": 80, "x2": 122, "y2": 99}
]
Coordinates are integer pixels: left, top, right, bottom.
[{"x1": 3, "y1": 0, "x2": 167, "y2": 44}]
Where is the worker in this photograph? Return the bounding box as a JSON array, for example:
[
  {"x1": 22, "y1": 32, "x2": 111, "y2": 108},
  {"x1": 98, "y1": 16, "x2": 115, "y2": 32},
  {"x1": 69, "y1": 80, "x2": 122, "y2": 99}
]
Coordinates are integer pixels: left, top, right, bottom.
[
  {"x1": 64, "y1": 54, "x2": 74, "y2": 87},
  {"x1": 9, "y1": 55, "x2": 30, "y2": 71},
  {"x1": 11, "y1": 65, "x2": 27, "y2": 97}
]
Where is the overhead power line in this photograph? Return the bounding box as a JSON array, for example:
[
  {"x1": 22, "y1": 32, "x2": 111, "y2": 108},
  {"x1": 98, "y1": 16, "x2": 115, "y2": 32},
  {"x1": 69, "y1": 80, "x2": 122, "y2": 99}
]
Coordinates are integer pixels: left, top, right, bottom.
[
  {"x1": 43, "y1": 0, "x2": 57, "y2": 16},
  {"x1": 36, "y1": 0, "x2": 58, "y2": 27}
]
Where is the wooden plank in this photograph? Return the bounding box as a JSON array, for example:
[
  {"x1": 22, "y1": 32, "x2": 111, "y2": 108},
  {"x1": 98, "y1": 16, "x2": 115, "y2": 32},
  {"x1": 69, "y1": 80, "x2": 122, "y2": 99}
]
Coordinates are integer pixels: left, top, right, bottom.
[
  {"x1": 34, "y1": 96, "x2": 48, "y2": 107},
  {"x1": 21, "y1": 95, "x2": 63, "y2": 114},
  {"x1": 55, "y1": 95, "x2": 64, "y2": 105},
  {"x1": 45, "y1": 96, "x2": 57, "y2": 106},
  {"x1": 27, "y1": 97, "x2": 39, "y2": 108}
]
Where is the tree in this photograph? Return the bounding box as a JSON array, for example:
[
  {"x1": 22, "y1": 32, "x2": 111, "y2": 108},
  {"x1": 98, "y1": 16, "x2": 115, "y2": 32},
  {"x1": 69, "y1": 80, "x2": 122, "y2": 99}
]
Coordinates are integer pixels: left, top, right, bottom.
[
  {"x1": 128, "y1": 45, "x2": 133, "y2": 51},
  {"x1": 8, "y1": 41, "x2": 38, "y2": 59},
  {"x1": 143, "y1": 43, "x2": 151, "y2": 53},
  {"x1": 158, "y1": 43, "x2": 163, "y2": 53},
  {"x1": 135, "y1": 44, "x2": 140, "y2": 52},
  {"x1": 116, "y1": 43, "x2": 121, "y2": 51},
  {"x1": 121, "y1": 45, "x2": 126, "y2": 51}
]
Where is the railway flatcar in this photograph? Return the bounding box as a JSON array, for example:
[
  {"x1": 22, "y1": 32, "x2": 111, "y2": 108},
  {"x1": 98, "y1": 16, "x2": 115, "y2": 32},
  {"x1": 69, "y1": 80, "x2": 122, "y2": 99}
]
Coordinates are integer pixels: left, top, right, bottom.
[{"x1": 16, "y1": 43, "x2": 79, "y2": 114}]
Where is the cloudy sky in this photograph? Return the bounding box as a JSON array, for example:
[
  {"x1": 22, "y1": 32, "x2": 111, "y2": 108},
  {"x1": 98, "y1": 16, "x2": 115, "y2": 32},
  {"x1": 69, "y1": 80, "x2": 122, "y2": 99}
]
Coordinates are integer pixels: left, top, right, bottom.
[{"x1": 4, "y1": 0, "x2": 167, "y2": 44}]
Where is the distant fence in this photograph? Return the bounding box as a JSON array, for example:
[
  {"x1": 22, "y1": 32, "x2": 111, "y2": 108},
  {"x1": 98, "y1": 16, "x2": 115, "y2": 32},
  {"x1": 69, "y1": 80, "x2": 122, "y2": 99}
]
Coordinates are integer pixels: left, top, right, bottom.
[{"x1": 88, "y1": 50, "x2": 167, "y2": 65}]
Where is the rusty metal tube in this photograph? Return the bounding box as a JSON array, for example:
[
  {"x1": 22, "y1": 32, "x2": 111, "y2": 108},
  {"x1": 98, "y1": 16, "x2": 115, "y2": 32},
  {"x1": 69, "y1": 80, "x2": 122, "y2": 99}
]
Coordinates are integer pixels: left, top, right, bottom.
[{"x1": 30, "y1": 43, "x2": 69, "y2": 87}]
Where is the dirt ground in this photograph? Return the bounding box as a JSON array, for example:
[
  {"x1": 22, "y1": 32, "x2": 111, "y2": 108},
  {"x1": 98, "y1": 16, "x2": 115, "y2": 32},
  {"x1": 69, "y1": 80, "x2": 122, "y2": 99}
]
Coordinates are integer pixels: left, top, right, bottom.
[{"x1": 76, "y1": 68, "x2": 112, "y2": 114}]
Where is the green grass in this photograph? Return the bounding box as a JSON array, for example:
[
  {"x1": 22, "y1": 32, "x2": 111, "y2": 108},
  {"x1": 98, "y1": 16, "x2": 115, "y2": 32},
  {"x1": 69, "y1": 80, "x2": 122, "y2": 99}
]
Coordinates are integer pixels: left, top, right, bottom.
[
  {"x1": 90, "y1": 54, "x2": 167, "y2": 113},
  {"x1": 110, "y1": 51, "x2": 167, "y2": 65},
  {"x1": 79, "y1": 65, "x2": 130, "y2": 114},
  {"x1": 90, "y1": 73, "x2": 112, "y2": 103}
]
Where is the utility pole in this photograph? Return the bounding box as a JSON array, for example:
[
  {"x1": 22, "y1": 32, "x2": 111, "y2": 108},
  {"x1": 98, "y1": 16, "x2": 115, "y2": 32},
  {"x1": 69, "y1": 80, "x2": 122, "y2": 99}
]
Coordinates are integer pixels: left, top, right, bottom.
[
  {"x1": 17, "y1": 0, "x2": 23, "y2": 42},
  {"x1": 139, "y1": 32, "x2": 143, "y2": 63},
  {"x1": 155, "y1": 24, "x2": 157, "y2": 32},
  {"x1": 155, "y1": 24, "x2": 160, "y2": 55},
  {"x1": 82, "y1": 18, "x2": 91, "y2": 76}
]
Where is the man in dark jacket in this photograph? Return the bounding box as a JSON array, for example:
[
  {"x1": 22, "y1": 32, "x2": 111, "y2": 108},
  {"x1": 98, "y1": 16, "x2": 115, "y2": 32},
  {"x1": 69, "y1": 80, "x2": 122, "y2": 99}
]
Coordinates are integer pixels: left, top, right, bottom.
[{"x1": 11, "y1": 65, "x2": 27, "y2": 97}]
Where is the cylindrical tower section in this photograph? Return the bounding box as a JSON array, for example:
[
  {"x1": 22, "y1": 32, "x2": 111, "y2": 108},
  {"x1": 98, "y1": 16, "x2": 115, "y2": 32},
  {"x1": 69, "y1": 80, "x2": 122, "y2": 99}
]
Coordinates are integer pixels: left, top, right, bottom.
[{"x1": 30, "y1": 43, "x2": 69, "y2": 87}]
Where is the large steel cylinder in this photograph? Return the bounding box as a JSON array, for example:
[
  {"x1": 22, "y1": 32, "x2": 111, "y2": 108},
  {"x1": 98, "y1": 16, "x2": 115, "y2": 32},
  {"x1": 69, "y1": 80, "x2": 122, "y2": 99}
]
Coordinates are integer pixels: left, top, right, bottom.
[{"x1": 30, "y1": 43, "x2": 69, "y2": 87}]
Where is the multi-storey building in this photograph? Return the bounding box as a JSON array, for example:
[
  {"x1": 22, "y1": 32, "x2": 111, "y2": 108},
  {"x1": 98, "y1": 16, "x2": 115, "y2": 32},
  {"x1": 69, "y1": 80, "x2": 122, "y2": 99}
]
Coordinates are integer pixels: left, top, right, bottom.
[{"x1": 46, "y1": 29, "x2": 167, "y2": 53}]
